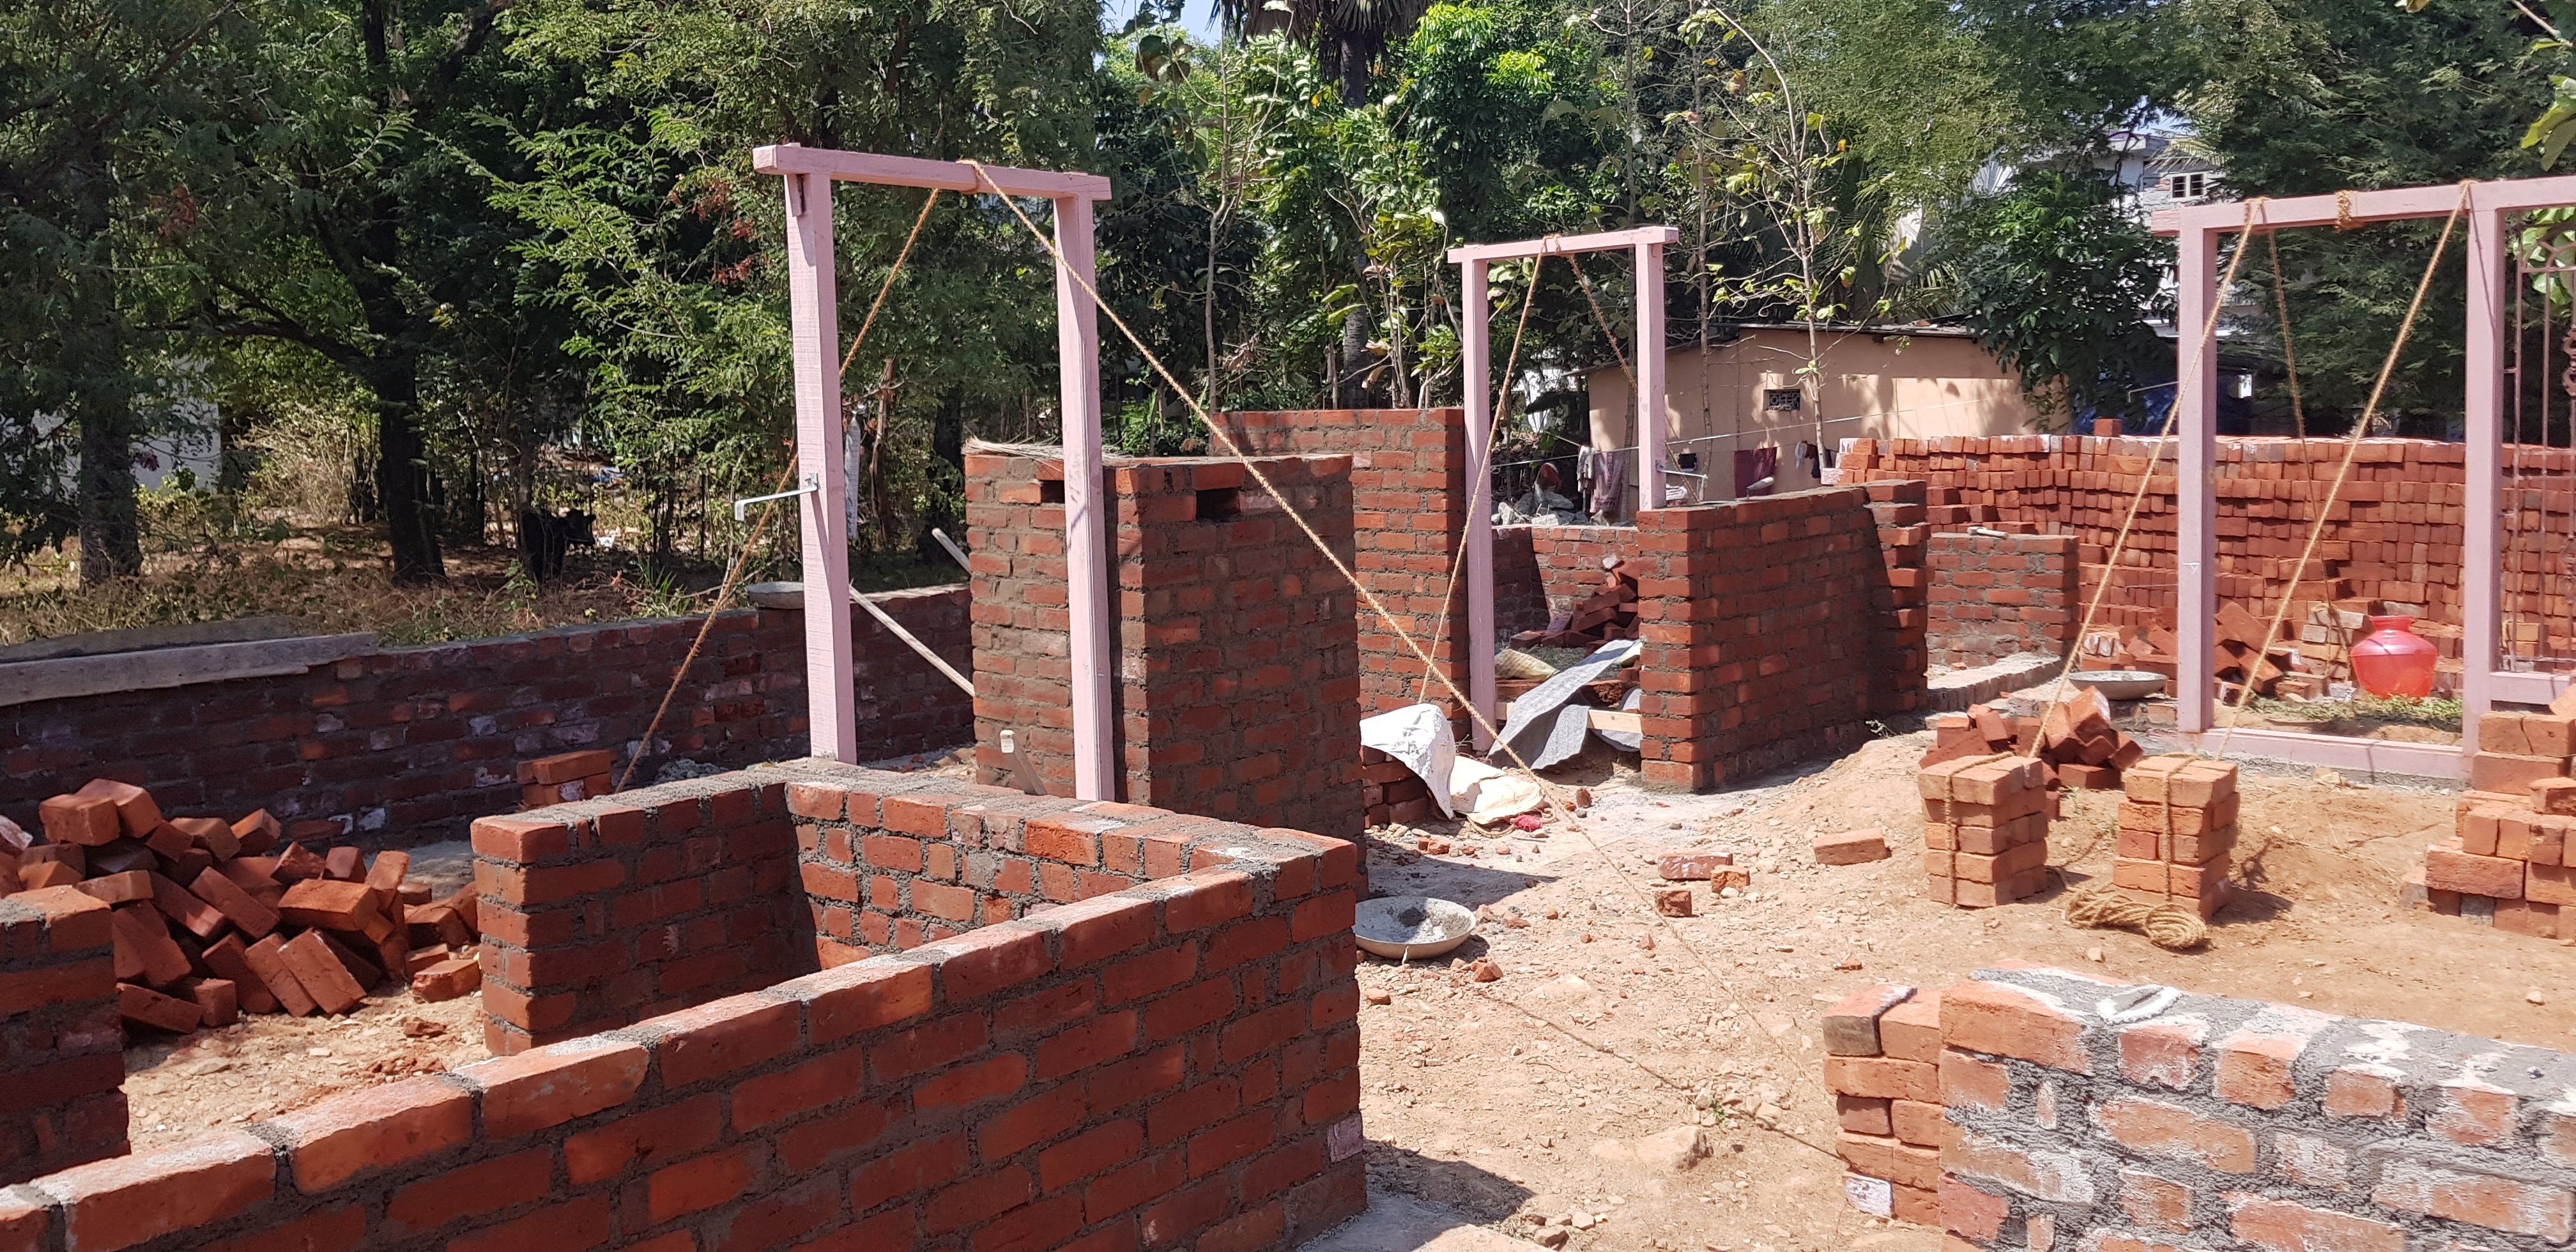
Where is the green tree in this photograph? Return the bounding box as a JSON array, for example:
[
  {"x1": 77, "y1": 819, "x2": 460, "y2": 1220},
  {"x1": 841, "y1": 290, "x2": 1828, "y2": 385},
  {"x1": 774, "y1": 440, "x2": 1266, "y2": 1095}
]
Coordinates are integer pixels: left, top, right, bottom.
[
  {"x1": 1943, "y1": 169, "x2": 2172, "y2": 427},
  {"x1": 0, "y1": 0, "x2": 240, "y2": 581}
]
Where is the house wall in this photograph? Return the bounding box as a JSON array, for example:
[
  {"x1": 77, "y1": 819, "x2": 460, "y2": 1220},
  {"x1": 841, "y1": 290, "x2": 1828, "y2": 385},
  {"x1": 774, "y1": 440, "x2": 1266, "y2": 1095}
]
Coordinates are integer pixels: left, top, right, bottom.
[
  {"x1": 1211, "y1": 410, "x2": 1470, "y2": 722},
  {"x1": 1926, "y1": 533, "x2": 2082, "y2": 668},
  {"x1": 1588, "y1": 331, "x2": 2041, "y2": 500},
  {"x1": 0, "y1": 592, "x2": 975, "y2": 852},
  {"x1": 1630, "y1": 482, "x2": 1929, "y2": 791},
  {"x1": 0, "y1": 761, "x2": 1367, "y2": 1252}
]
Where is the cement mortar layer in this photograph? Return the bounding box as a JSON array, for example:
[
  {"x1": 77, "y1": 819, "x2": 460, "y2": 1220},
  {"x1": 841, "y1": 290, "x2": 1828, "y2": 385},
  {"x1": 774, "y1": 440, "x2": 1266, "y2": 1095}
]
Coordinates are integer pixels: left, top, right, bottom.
[{"x1": 1947, "y1": 963, "x2": 2576, "y2": 1251}]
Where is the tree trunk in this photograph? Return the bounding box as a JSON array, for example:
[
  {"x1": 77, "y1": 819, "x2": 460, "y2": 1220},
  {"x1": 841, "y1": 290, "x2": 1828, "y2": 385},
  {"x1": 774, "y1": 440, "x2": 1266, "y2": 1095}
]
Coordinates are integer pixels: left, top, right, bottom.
[
  {"x1": 369, "y1": 357, "x2": 444, "y2": 583},
  {"x1": 75, "y1": 383, "x2": 141, "y2": 584}
]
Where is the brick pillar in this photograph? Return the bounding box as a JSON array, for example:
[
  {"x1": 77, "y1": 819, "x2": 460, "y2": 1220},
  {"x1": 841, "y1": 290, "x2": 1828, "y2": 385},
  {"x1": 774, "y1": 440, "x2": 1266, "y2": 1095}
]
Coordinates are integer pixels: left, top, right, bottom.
[
  {"x1": 968, "y1": 453, "x2": 1364, "y2": 839},
  {"x1": 1925, "y1": 530, "x2": 2080, "y2": 668},
  {"x1": 0, "y1": 887, "x2": 124, "y2": 1183}
]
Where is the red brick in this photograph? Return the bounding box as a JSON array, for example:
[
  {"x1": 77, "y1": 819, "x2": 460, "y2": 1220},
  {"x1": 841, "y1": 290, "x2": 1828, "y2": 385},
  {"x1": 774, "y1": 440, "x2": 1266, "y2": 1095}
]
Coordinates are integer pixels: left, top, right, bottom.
[
  {"x1": 795, "y1": 959, "x2": 935, "y2": 1042},
  {"x1": 917, "y1": 1054, "x2": 1027, "y2": 1110},
  {"x1": 270, "y1": 1078, "x2": 471, "y2": 1191},
  {"x1": 2373, "y1": 1154, "x2": 2575, "y2": 1239},
  {"x1": 462, "y1": 1038, "x2": 649, "y2": 1137},
  {"x1": 647, "y1": 1146, "x2": 754, "y2": 1221},
  {"x1": 2214, "y1": 1014, "x2": 2326, "y2": 1110},
  {"x1": 562, "y1": 1094, "x2": 722, "y2": 1185},
  {"x1": 982, "y1": 1085, "x2": 1089, "y2": 1159},
  {"x1": 1824, "y1": 1056, "x2": 1938, "y2": 1103},
  {"x1": 1940, "y1": 1177, "x2": 2008, "y2": 1242},
  {"x1": 198, "y1": 1205, "x2": 363, "y2": 1252},
  {"x1": 652, "y1": 994, "x2": 800, "y2": 1087},
  {"x1": 874, "y1": 1014, "x2": 989, "y2": 1083},
  {"x1": 447, "y1": 1194, "x2": 611, "y2": 1252},
  {"x1": 384, "y1": 1147, "x2": 552, "y2": 1235},
  {"x1": 939, "y1": 923, "x2": 1054, "y2": 1000},
  {"x1": 1085, "y1": 1149, "x2": 1186, "y2": 1224},
  {"x1": 1041, "y1": 1120, "x2": 1145, "y2": 1191},
  {"x1": 2094, "y1": 1096, "x2": 2255, "y2": 1173},
  {"x1": 36, "y1": 1129, "x2": 275, "y2": 1252},
  {"x1": 2119, "y1": 1018, "x2": 2206, "y2": 1090},
  {"x1": 1051, "y1": 894, "x2": 1161, "y2": 966},
  {"x1": 850, "y1": 1133, "x2": 970, "y2": 1212},
  {"x1": 1163, "y1": 871, "x2": 1254, "y2": 932},
  {"x1": 2228, "y1": 1193, "x2": 2407, "y2": 1251},
  {"x1": 1103, "y1": 943, "x2": 1197, "y2": 1005},
  {"x1": 1942, "y1": 980, "x2": 2090, "y2": 1072}
]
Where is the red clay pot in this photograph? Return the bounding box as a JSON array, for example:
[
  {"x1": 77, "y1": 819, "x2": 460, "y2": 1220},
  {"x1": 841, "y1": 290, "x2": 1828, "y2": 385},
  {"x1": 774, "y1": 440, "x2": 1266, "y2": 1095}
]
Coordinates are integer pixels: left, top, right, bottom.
[{"x1": 2350, "y1": 615, "x2": 2437, "y2": 698}]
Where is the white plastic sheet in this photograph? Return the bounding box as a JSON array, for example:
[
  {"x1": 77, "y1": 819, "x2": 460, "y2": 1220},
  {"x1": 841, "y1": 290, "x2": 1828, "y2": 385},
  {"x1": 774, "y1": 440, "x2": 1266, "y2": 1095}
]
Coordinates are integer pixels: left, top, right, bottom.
[{"x1": 1359, "y1": 703, "x2": 1460, "y2": 819}]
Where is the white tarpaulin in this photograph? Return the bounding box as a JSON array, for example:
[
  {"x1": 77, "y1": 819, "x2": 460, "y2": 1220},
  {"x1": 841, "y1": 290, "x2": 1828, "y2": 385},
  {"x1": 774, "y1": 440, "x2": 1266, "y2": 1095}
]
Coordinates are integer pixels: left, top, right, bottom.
[{"x1": 1359, "y1": 703, "x2": 1460, "y2": 818}]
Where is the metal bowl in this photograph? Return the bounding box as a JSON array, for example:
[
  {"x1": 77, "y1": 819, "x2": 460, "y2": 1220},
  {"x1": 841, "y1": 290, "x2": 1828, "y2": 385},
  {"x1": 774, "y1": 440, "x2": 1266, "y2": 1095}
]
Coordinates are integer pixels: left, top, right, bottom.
[
  {"x1": 1352, "y1": 896, "x2": 1478, "y2": 961},
  {"x1": 742, "y1": 581, "x2": 804, "y2": 611},
  {"x1": 2073, "y1": 670, "x2": 2167, "y2": 700}
]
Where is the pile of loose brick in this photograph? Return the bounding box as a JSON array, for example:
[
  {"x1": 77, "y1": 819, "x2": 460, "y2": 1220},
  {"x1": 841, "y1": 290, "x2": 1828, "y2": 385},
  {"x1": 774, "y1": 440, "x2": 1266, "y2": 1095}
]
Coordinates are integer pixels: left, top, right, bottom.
[
  {"x1": 2418, "y1": 695, "x2": 2576, "y2": 935},
  {"x1": 26, "y1": 777, "x2": 482, "y2": 1036},
  {"x1": 1822, "y1": 984, "x2": 1945, "y2": 1225},
  {"x1": 2112, "y1": 755, "x2": 2240, "y2": 920},
  {"x1": 516, "y1": 749, "x2": 616, "y2": 807},
  {"x1": 1919, "y1": 755, "x2": 2051, "y2": 908},
  {"x1": 1924, "y1": 689, "x2": 2143, "y2": 790}
]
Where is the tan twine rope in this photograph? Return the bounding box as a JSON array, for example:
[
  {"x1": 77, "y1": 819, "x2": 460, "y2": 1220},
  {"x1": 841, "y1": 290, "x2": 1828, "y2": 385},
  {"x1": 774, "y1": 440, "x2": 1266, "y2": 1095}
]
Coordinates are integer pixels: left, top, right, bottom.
[{"x1": 968, "y1": 163, "x2": 1846, "y2": 1159}]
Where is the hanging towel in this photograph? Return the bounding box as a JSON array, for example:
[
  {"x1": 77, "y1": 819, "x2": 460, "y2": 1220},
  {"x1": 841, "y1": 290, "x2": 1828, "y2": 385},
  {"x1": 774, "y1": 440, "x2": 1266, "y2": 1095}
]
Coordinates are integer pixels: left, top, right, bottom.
[{"x1": 1587, "y1": 448, "x2": 1628, "y2": 521}]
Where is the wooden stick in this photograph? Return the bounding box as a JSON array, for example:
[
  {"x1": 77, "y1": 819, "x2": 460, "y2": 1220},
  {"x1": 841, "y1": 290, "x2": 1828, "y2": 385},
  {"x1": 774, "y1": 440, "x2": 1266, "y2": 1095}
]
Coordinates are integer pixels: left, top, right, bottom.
[{"x1": 852, "y1": 588, "x2": 974, "y2": 696}]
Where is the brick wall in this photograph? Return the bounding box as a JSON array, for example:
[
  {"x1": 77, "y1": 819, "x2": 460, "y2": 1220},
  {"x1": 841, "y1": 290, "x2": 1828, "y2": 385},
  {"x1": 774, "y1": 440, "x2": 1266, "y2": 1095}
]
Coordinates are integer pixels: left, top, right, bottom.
[
  {"x1": 0, "y1": 887, "x2": 122, "y2": 1186},
  {"x1": 1841, "y1": 436, "x2": 2576, "y2": 662},
  {"x1": 1632, "y1": 482, "x2": 1930, "y2": 791},
  {"x1": 0, "y1": 591, "x2": 973, "y2": 853},
  {"x1": 470, "y1": 772, "x2": 811, "y2": 1055},
  {"x1": 1494, "y1": 524, "x2": 1639, "y2": 637},
  {"x1": 1213, "y1": 409, "x2": 1469, "y2": 720},
  {"x1": 0, "y1": 767, "x2": 1366, "y2": 1252},
  {"x1": 965, "y1": 452, "x2": 1363, "y2": 839},
  {"x1": 1827, "y1": 963, "x2": 2576, "y2": 1251},
  {"x1": 1928, "y1": 532, "x2": 2080, "y2": 668}
]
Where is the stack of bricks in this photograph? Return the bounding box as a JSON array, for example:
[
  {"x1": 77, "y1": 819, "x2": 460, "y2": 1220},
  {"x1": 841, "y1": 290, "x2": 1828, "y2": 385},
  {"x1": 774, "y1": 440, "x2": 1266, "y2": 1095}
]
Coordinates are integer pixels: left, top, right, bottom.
[
  {"x1": 1493, "y1": 523, "x2": 1639, "y2": 637},
  {"x1": 518, "y1": 749, "x2": 613, "y2": 808},
  {"x1": 1360, "y1": 747, "x2": 1437, "y2": 828},
  {"x1": 965, "y1": 452, "x2": 1363, "y2": 839},
  {"x1": 2418, "y1": 702, "x2": 2576, "y2": 935},
  {"x1": 1840, "y1": 434, "x2": 2543, "y2": 651},
  {"x1": 1934, "y1": 963, "x2": 2576, "y2": 1251},
  {"x1": 0, "y1": 886, "x2": 123, "y2": 1184},
  {"x1": 1919, "y1": 754, "x2": 2050, "y2": 907},
  {"x1": 1823, "y1": 984, "x2": 1944, "y2": 1225},
  {"x1": 2110, "y1": 754, "x2": 2239, "y2": 920},
  {"x1": 1212, "y1": 408, "x2": 1471, "y2": 722},
  {"x1": 1925, "y1": 531, "x2": 2081, "y2": 668},
  {"x1": 1632, "y1": 484, "x2": 1931, "y2": 791}
]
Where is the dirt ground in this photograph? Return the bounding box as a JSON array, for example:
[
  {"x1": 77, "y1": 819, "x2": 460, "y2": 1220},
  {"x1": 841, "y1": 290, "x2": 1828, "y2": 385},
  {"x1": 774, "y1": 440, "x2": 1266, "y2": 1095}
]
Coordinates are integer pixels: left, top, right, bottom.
[{"x1": 1349, "y1": 728, "x2": 2576, "y2": 1252}]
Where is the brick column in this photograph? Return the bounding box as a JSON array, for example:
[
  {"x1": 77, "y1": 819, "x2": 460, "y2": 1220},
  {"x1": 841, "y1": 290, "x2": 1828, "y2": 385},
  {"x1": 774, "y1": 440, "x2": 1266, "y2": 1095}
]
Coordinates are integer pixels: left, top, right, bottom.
[
  {"x1": 0, "y1": 887, "x2": 123, "y2": 1183},
  {"x1": 967, "y1": 453, "x2": 1363, "y2": 839}
]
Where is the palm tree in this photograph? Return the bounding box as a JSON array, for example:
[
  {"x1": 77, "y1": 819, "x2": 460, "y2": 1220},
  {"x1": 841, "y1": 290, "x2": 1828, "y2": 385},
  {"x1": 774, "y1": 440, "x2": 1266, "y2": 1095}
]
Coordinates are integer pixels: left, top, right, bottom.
[{"x1": 1219, "y1": 0, "x2": 1429, "y2": 102}]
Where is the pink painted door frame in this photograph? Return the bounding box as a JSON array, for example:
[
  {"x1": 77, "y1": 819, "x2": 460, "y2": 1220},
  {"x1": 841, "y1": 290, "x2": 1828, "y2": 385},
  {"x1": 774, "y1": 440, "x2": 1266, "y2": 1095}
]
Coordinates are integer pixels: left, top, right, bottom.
[
  {"x1": 755, "y1": 146, "x2": 1117, "y2": 798},
  {"x1": 1448, "y1": 227, "x2": 1676, "y2": 747},
  {"x1": 2153, "y1": 177, "x2": 2576, "y2": 775}
]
